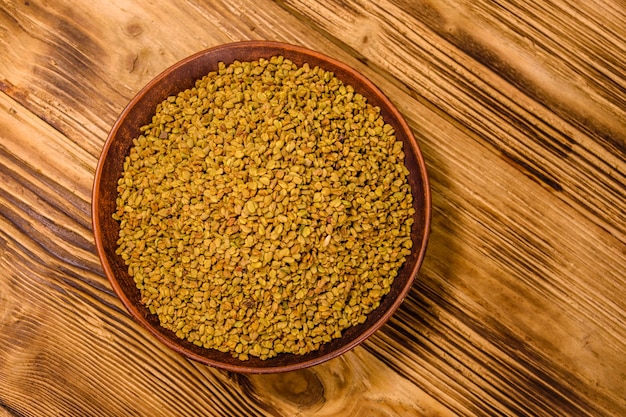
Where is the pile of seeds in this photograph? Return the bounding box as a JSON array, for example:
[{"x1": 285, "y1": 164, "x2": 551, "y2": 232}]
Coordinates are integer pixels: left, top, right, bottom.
[{"x1": 114, "y1": 56, "x2": 415, "y2": 360}]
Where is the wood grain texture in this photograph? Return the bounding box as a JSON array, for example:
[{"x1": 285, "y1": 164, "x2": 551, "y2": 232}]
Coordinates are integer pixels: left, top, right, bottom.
[{"x1": 1, "y1": 0, "x2": 625, "y2": 416}]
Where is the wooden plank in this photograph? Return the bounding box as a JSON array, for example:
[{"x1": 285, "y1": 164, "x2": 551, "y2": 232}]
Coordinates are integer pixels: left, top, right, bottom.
[{"x1": 0, "y1": 0, "x2": 625, "y2": 416}]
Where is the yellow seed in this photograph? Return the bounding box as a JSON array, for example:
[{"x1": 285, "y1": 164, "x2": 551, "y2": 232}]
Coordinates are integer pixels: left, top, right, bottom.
[{"x1": 244, "y1": 200, "x2": 257, "y2": 214}]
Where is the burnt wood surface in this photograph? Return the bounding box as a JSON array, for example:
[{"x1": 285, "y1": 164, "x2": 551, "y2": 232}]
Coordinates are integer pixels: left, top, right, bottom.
[{"x1": 0, "y1": 1, "x2": 624, "y2": 416}]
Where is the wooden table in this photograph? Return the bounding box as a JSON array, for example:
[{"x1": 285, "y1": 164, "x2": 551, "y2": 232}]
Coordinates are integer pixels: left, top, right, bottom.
[{"x1": 1, "y1": 1, "x2": 624, "y2": 415}]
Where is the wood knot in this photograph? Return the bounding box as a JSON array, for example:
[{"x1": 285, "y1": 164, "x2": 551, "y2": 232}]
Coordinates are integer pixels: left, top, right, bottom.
[
  {"x1": 252, "y1": 369, "x2": 324, "y2": 408},
  {"x1": 124, "y1": 22, "x2": 143, "y2": 38}
]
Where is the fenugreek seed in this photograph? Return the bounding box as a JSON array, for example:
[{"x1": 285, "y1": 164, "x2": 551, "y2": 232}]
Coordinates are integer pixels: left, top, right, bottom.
[{"x1": 245, "y1": 200, "x2": 257, "y2": 214}]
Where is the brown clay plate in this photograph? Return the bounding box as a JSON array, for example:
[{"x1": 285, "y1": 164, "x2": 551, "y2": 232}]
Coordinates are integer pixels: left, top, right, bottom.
[{"x1": 92, "y1": 40, "x2": 431, "y2": 373}]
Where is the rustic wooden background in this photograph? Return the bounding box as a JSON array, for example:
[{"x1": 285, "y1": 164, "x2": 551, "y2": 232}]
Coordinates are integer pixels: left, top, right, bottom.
[{"x1": 1, "y1": 0, "x2": 625, "y2": 416}]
